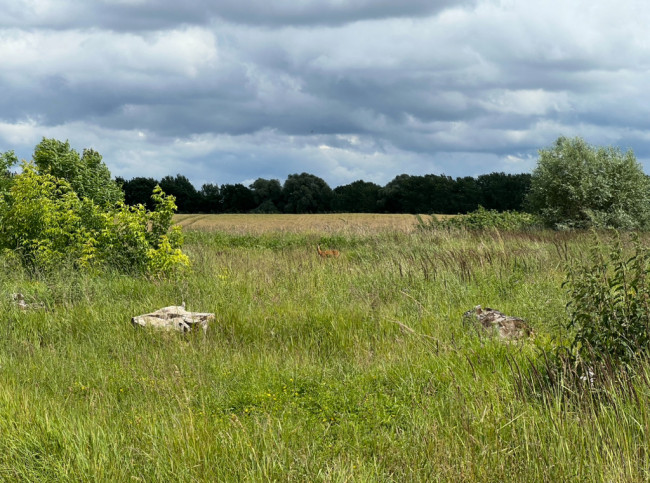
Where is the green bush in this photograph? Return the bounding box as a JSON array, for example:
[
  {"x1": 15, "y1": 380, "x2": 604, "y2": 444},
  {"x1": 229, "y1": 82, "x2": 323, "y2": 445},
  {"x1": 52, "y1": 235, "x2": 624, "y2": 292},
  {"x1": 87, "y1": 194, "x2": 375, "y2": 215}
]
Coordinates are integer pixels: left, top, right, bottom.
[
  {"x1": 32, "y1": 138, "x2": 124, "y2": 207},
  {"x1": 421, "y1": 206, "x2": 541, "y2": 231},
  {"x1": 563, "y1": 232, "x2": 650, "y2": 365},
  {"x1": 0, "y1": 157, "x2": 188, "y2": 276},
  {"x1": 0, "y1": 150, "x2": 17, "y2": 195}
]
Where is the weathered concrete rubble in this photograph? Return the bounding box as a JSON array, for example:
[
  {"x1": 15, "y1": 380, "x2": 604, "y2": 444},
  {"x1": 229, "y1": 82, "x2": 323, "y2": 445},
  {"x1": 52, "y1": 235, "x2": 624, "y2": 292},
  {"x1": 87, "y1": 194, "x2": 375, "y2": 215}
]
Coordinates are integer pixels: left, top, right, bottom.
[
  {"x1": 463, "y1": 305, "x2": 533, "y2": 340},
  {"x1": 11, "y1": 293, "x2": 45, "y2": 310},
  {"x1": 131, "y1": 304, "x2": 214, "y2": 333}
]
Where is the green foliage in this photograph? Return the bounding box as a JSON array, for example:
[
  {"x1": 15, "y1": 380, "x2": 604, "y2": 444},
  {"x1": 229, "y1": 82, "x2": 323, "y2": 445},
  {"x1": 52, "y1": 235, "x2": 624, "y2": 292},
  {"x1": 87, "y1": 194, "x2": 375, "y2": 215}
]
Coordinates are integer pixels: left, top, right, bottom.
[
  {"x1": 0, "y1": 164, "x2": 91, "y2": 269},
  {"x1": 0, "y1": 150, "x2": 18, "y2": 190},
  {"x1": 423, "y1": 206, "x2": 541, "y2": 231},
  {"x1": 379, "y1": 173, "x2": 457, "y2": 214},
  {"x1": 0, "y1": 150, "x2": 17, "y2": 171},
  {"x1": 283, "y1": 173, "x2": 333, "y2": 213},
  {"x1": 122, "y1": 171, "x2": 532, "y2": 215},
  {"x1": 527, "y1": 136, "x2": 650, "y2": 229},
  {"x1": 159, "y1": 174, "x2": 200, "y2": 213},
  {"x1": 0, "y1": 141, "x2": 188, "y2": 276},
  {"x1": 33, "y1": 138, "x2": 124, "y2": 207},
  {"x1": 333, "y1": 180, "x2": 381, "y2": 213},
  {"x1": 198, "y1": 182, "x2": 222, "y2": 213},
  {"x1": 250, "y1": 178, "x2": 282, "y2": 212},
  {"x1": 90, "y1": 186, "x2": 189, "y2": 274},
  {"x1": 220, "y1": 183, "x2": 256, "y2": 213},
  {"x1": 376, "y1": 173, "x2": 528, "y2": 214},
  {"x1": 120, "y1": 176, "x2": 159, "y2": 209},
  {"x1": 476, "y1": 172, "x2": 532, "y2": 212},
  {"x1": 563, "y1": 232, "x2": 650, "y2": 365}
]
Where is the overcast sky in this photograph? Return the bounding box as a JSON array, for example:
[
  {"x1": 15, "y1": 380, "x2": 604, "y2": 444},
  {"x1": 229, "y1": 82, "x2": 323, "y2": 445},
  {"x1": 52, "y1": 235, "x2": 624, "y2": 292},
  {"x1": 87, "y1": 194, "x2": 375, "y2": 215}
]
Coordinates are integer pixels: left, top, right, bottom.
[{"x1": 1, "y1": 0, "x2": 650, "y2": 188}]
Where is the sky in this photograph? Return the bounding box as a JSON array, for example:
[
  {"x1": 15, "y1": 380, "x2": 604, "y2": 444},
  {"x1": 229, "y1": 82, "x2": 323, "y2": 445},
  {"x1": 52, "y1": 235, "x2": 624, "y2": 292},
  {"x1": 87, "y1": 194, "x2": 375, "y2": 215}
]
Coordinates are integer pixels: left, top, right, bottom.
[{"x1": 1, "y1": 0, "x2": 650, "y2": 189}]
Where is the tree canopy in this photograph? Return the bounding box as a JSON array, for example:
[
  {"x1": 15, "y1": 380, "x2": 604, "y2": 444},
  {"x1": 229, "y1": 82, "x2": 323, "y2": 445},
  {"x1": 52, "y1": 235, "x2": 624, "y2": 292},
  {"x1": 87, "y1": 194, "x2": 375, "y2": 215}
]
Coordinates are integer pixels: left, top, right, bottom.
[
  {"x1": 159, "y1": 174, "x2": 200, "y2": 213},
  {"x1": 282, "y1": 173, "x2": 333, "y2": 213},
  {"x1": 118, "y1": 177, "x2": 159, "y2": 210},
  {"x1": 11, "y1": 136, "x2": 650, "y2": 228},
  {"x1": 527, "y1": 136, "x2": 650, "y2": 229},
  {"x1": 119, "y1": 171, "x2": 532, "y2": 214},
  {"x1": 333, "y1": 180, "x2": 381, "y2": 213}
]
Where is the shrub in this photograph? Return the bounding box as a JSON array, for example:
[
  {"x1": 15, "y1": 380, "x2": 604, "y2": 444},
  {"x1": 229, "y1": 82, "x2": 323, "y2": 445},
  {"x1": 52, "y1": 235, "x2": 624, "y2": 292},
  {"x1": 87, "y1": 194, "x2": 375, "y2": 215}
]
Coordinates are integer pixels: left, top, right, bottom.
[
  {"x1": 563, "y1": 232, "x2": 650, "y2": 366},
  {"x1": 32, "y1": 138, "x2": 124, "y2": 207},
  {"x1": 421, "y1": 206, "x2": 541, "y2": 231},
  {"x1": 0, "y1": 161, "x2": 188, "y2": 276},
  {"x1": 0, "y1": 150, "x2": 17, "y2": 195}
]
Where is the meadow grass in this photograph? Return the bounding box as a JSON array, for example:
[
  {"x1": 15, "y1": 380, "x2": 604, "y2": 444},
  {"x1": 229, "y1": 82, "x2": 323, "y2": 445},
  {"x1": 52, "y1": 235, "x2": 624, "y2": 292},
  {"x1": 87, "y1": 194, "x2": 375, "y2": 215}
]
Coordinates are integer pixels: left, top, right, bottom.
[{"x1": 0, "y1": 219, "x2": 648, "y2": 481}]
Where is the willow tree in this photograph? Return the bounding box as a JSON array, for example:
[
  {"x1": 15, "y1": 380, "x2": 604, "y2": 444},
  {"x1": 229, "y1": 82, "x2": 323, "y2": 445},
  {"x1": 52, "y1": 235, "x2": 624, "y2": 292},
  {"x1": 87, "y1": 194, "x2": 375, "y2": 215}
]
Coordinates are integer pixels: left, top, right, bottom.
[{"x1": 527, "y1": 136, "x2": 650, "y2": 229}]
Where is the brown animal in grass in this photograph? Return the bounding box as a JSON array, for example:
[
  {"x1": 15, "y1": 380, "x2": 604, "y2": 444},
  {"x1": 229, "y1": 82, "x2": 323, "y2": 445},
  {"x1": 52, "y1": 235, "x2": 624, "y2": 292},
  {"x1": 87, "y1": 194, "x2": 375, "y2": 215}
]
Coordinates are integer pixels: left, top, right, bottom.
[{"x1": 317, "y1": 244, "x2": 340, "y2": 258}]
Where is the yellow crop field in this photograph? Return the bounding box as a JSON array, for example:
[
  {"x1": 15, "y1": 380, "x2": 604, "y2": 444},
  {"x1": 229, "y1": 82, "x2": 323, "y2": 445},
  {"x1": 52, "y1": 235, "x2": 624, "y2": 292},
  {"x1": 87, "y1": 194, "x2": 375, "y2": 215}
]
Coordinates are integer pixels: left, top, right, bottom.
[{"x1": 174, "y1": 213, "x2": 450, "y2": 234}]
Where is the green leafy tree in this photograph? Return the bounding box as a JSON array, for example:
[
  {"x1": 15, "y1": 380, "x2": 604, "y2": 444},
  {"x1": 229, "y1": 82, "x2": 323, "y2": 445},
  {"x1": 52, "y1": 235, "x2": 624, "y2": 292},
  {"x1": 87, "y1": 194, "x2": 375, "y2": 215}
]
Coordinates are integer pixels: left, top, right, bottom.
[
  {"x1": 0, "y1": 164, "x2": 88, "y2": 266},
  {"x1": 250, "y1": 178, "x2": 282, "y2": 213},
  {"x1": 333, "y1": 180, "x2": 381, "y2": 212},
  {"x1": 220, "y1": 183, "x2": 256, "y2": 213},
  {"x1": 33, "y1": 138, "x2": 123, "y2": 207},
  {"x1": 527, "y1": 137, "x2": 650, "y2": 229},
  {"x1": 477, "y1": 172, "x2": 532, "y2": 212},
  {"x1": 282, "y1": 173, "x2": 333, "y2": 213},
  {"x1": 159, "y1": 174, "x2": 200, "y2": 213},
  {"x1": 450, "y1": 176, "x2": 481, "y2": 213},
  {"x1": 97, "y1": 185, "x2": 187, "y2": 274},
  {"x1": 378, "y1": 174, "x2": 456, "y2": 214},
  {"x1": 121, "y1": 177, "x2": 160, "y2": 209},
  {"x1": 198, "y1": 183, "x2": 222, "y2": 213},
  {"x1": 0, "y1": 163, "x2": 187, "y2": 274},
  {"x1": 378, "y1": 174, "x2": 416, "y2": 213}
]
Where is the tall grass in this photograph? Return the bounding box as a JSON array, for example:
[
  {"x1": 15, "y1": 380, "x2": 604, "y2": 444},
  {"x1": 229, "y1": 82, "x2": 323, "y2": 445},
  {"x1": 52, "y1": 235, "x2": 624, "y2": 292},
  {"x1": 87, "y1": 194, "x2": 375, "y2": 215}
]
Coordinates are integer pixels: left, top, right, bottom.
[{"x1": 0, "y1": 225, "x2": 648, "y2": 481}]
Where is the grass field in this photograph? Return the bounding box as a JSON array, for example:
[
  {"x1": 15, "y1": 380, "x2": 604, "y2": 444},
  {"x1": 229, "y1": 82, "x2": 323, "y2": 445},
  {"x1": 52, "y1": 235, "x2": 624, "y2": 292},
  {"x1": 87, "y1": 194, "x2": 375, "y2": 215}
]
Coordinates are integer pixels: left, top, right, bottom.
[{"x1": 1, "y1": 215, "x2": 649, "y2": 481}]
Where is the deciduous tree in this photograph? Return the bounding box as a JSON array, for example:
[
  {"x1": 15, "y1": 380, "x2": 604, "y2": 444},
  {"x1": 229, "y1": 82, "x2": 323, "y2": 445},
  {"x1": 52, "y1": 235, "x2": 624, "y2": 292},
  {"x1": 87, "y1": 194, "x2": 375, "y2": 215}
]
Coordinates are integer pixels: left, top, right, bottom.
[
  {"x1": 121, "y1": 177, "x2": 159, "y2": 209},
  {"x1": 527, "y1": 137, "x2": 650, "y2": 229},
  {"x1": 333, "y1": 180, "x2": 381, "y2": 212},
  {"x1": 282, "y1": 173, "x2": 333, "y2": 213},
  {"x1": 159, "y1": 174, "x2": 200, "y2": 213}
]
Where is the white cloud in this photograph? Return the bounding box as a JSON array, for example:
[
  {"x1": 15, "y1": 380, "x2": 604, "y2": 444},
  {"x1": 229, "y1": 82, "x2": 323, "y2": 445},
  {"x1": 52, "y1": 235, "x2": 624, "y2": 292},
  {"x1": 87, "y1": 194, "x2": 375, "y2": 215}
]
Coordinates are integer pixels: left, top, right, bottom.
[
  {"x1": 478, "y1": 90, "x2": 571, "y2": 116},
  {"x1": 0, "y1": 118, "x2": 41, "y2": 146},
  {"x1": 3, "y1": 0, "x2": 650, "y2": 187},
  {"x1": 0, "y1": 27, "x2": 217, "y2": 81}
]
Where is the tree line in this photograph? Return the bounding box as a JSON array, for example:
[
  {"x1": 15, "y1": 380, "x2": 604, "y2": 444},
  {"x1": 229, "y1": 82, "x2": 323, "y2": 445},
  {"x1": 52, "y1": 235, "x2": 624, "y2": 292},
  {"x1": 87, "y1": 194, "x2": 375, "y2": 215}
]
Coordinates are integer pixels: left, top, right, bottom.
[
  {"x1": 115, "y1": 171, "x2": 532, "y2": 214},
  {"x1": 7, "y1": 135, "x2": 649, "y2": 229}
]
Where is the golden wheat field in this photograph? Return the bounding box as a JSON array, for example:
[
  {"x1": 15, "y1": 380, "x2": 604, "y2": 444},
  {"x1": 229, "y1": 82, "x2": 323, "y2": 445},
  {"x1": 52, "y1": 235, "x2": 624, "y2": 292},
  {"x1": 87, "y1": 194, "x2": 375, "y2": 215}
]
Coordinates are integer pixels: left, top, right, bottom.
[{"x1": 174, "y1": 213, "x2": 449, "y2": 234}]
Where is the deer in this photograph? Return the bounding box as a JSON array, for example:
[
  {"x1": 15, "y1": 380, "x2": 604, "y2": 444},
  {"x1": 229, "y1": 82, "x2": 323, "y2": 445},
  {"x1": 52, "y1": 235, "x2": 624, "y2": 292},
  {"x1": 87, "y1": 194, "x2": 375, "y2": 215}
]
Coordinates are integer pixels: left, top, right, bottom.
[{"x1": 317, "y1": 244, "x2": 340, "y2": 258}]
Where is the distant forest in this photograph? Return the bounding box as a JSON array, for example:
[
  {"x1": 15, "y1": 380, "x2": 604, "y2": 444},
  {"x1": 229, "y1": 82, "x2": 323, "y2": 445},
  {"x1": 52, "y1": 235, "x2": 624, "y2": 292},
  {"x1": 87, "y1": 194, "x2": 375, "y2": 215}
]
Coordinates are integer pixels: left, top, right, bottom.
[{"x1": 115, "y1": 172, "x2": 532, "y2": 215}]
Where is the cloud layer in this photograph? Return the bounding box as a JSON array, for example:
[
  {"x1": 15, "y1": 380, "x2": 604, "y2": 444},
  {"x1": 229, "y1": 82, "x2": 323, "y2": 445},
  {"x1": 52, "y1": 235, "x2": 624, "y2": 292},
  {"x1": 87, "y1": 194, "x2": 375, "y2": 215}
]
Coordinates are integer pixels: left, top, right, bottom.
[{"x1": 1, "y1": 0, "x2": 650, "y2": 188}]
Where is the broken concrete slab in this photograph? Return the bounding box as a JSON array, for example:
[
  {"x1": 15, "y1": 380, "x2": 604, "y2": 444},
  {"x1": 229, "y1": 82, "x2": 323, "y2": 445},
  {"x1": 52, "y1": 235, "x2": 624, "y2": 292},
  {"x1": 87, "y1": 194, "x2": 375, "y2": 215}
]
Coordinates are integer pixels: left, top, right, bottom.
[
  {"x1": 11, "y1": 293, "x2": 45, "y2": 310},
  {"x1": 131, "y1": 304, "x2": 214, "y2": 333},
  {"x1": 463, "y1": 305, "x2": 533, "y2": 340}
]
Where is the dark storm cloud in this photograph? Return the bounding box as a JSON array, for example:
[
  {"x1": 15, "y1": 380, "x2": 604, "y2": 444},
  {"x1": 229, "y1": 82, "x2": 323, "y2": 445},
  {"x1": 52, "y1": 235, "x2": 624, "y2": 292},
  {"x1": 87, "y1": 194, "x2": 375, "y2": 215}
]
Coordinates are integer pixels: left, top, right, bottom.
[
  {"x1": 205, "y1": 0, "x2": 463, "y2": 27},
  {"x1": 0, "y1": 0, "x2": 465, "y2": 30},
  {"x1": 2, "y1": 0, "x2": 650, "y2": 188}
]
